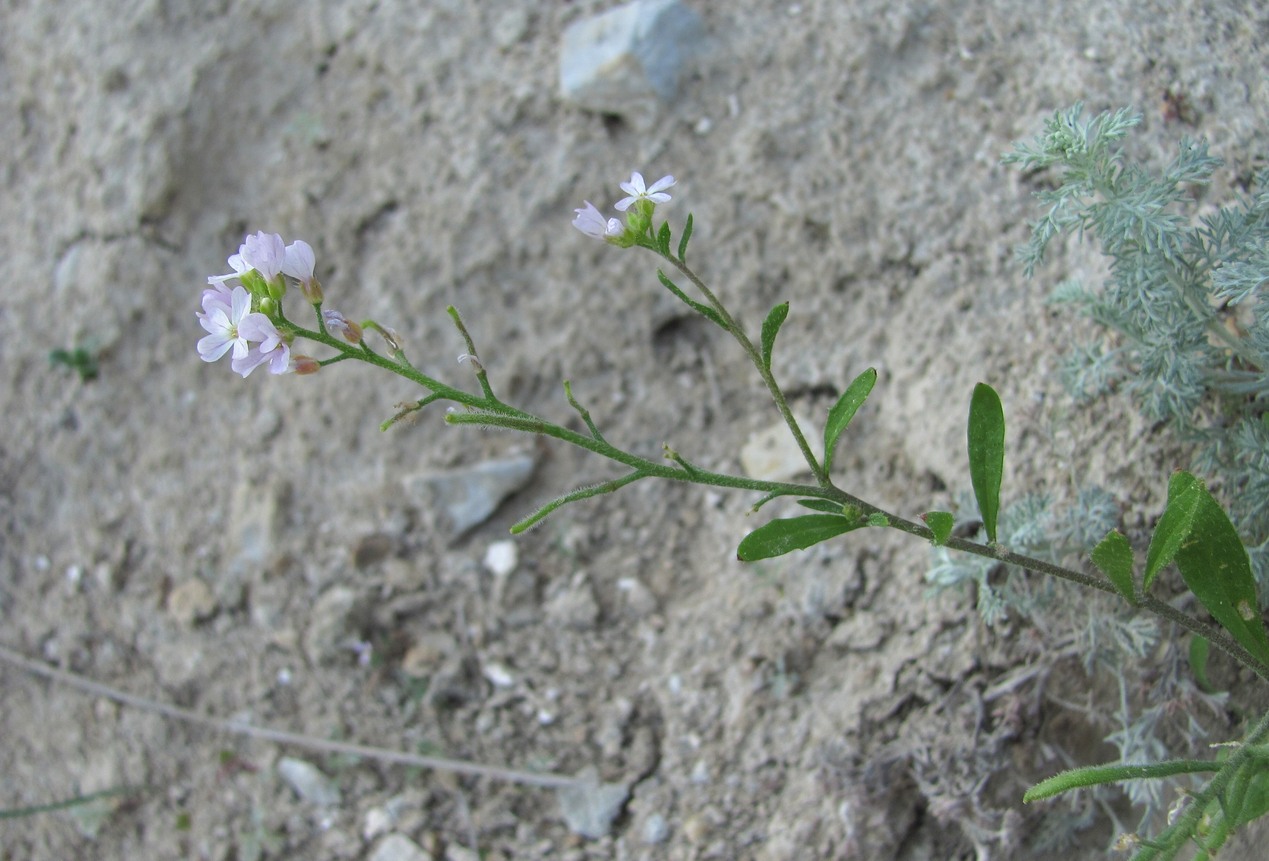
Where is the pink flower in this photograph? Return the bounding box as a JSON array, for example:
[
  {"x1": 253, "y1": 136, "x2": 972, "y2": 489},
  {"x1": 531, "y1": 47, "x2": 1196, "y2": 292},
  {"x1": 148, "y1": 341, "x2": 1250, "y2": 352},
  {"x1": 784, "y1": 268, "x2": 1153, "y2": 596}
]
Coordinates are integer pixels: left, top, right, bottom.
[
  {"x1": 237, "y1": 231, "x2": 287, "y2": 282},
  {"x1": 209, "y1": 231, "x2": 291, "y2": 285},
  {"x1": 614, "y1": 172, "x2": 674, "y2": 211},
  {"x1": 572, "y1": 201, "x2": 623, "y2": 240}
]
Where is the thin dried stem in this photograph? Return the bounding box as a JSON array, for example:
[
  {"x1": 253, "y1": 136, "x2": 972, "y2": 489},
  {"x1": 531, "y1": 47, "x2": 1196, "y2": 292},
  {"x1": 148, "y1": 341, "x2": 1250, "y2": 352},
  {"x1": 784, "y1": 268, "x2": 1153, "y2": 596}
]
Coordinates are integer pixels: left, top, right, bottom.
[{"x1": 0, "y1": 644, "x2": 580, "y2": 791}]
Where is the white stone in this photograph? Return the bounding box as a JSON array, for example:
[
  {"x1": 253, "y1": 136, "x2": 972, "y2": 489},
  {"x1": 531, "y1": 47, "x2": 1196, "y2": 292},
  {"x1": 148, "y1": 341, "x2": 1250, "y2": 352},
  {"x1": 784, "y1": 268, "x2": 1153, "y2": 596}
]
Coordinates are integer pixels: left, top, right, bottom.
[
  {"x1": 362, "y1": 807, "x2": 393, "y2": 841},
  {"x1": 481, "y1": 661, "x2": 515, "y2": 688},
  {"x1": 368, "y1": 833, "x2": 433, "y2": 861},
  {"x1": 482, "y1": 539, "x2": 518, "y2": 576}
]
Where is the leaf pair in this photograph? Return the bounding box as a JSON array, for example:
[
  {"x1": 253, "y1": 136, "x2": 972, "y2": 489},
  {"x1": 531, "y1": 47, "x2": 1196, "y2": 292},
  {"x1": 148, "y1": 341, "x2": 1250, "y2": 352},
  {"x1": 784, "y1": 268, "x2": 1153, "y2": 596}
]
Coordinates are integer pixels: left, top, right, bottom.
[
  {"x1": 1087, "y1": 471, "x2": 1269, "y2": 666},
  {"x1": 760, "y1": 300, "x2": 878, "y2": 472},
  {"x1": 1150, "y1": 472, "x2": 1269, "y2": 666}
]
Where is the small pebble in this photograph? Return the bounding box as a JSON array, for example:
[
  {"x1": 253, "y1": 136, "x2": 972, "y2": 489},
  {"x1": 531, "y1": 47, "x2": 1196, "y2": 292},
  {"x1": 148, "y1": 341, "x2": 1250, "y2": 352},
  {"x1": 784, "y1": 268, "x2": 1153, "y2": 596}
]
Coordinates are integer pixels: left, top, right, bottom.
[
  {"x1": 483, "y1": 540, "x2": 518, "y2": 576},
  {"x1": 482, "y1": 661, "x2": 515, "y2": 688},
  {"x1": 642, "y1": 812, "x2": 669, "y2": 844},
  {"x1": 167, "y1": 578, "x2": 218, "y2": 626},
  {"x1": 558, "y1": 768, "x2": 630, "y2": 839},
  {"x1": 682, "y1": 813, "x2": 710, "y2": 843},
  {"x1": 368, "y1": 833, "x2": 432, "y2": 861},
  {"x1": 277, "y1": 757, "x2": 341, "y2": 806}
]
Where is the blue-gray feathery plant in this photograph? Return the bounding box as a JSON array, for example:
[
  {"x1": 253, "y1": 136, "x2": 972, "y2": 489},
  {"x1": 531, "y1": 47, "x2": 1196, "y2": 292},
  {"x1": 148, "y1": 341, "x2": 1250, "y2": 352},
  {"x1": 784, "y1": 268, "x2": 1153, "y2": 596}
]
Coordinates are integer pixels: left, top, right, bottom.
[
  {"x1": 197, "y1": 166, "x2": 1269, "y2": 858},
  {"x1": 1003, "y1": 103, "x2": 1269, "y2": 589}
]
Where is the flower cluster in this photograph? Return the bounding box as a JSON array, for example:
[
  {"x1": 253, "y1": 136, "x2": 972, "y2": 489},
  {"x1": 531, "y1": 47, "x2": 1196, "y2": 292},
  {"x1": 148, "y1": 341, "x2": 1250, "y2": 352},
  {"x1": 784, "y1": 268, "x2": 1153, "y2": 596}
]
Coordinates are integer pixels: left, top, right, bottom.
[
  {"x1": 572, "y1": 171, "x2": 674, "y2": 244},
  {"x1": 197, "y1": 231, "x2": 315, "y2": 377}
]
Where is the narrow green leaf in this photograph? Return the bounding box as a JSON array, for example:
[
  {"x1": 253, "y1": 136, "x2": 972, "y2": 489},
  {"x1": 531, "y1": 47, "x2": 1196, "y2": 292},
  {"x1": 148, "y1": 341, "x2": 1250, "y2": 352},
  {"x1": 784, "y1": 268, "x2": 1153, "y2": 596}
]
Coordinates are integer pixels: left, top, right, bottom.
[
  {"x1": 823, "y1": 368, "x2": 877, "y2": 474},
  {"x1": 656, "y1": 270, "x2": 725, "y2": 328},
  {"x1": 737, "y1": 515, "x2": 861, "y2": 562},
  {"x1": 967, "y1": 383, "x2": 1005, "y2": 544},
  {"x1": 656, "y1": 221, "x2": 672, "y2": 256},
  {"x1": 1091, "y1": 529, "x2": 1136, "y2": 603},
  {"x1": 677, "y1": 213, "x2": 694, "y2": 260},
  {"x1": 760, "y1": 302, "x2": 789, "y2": 370},
  {"x1": 1162, "y1": 471, "x2": 1269, "y2": 667},
  {"x1": 1144, "y1": 470, "x2": 1202, "y2": 591},
  {"x1": 1189, "y1": 635, "x2": 1215, "y2": 693},
  {"x1": 1230, "y1": 766, "x2": 1269, "y2": 829},
  {"x1": 1023, "y1": 759, "x2": 1218, "y2": 803},
  {"x1": 797, "y1": 499, "x2": 845, "y2": 514},
  {"x1": 922, "y1": 511, "x2": 955, "y2": 546}
]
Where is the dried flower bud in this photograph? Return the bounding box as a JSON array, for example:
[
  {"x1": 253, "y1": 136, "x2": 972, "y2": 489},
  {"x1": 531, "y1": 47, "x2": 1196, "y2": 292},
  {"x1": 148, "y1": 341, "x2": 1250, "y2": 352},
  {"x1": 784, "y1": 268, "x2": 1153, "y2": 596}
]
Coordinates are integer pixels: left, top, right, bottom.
[
  {"x1": 291, "y1": 355, "x2": 321, "y2": 375},
  {"x1": 300, "y1": 277, "x2": 324, "y2": 305}
]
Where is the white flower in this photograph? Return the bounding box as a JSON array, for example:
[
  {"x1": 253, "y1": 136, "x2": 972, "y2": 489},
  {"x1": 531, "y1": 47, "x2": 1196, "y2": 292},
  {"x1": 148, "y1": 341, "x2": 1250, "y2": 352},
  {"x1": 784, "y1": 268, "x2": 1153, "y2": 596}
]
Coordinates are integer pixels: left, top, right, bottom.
[
  {"x1": 282, "y1": 239, "x2": 315, "y2": 284},
  {"x1": 572, "y1": 201, "x2": 624, "y2": 240},
  {"x1": 614, "y1": 172, "x2": 675, "y2": 212},
  {"x1": 196, "y1": 284, "x2": 256, "y2": 362},
  {"x1": 196, "y1": 283, "x2": 291, "y2": 377},
  {"x1": 232, "y1": 315, "x2": 291, "y2": 377}
]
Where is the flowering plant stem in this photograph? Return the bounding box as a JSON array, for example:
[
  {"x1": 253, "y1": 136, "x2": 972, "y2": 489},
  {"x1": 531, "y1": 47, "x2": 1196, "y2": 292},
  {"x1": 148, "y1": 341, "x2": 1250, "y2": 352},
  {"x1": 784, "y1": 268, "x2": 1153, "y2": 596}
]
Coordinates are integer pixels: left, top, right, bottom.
[
  {"x1": 274, "y1": 252, "x2": 1268, "y2": 685},
  {"x1": 204, "y1": 152, "x2": 1269, "y2": 850}
]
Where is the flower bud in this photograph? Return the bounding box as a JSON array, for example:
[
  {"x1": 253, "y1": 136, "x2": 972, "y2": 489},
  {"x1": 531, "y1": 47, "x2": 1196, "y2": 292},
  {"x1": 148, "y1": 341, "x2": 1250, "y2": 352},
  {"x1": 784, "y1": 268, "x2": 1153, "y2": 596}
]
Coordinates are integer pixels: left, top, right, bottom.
[
  {"x1": 300, "y1": 277, "x2": 324, "y2": 305},
  {"x1": 240, "y1": 269, "x2": 267, "y2": 296},
  {"x1": 259, "y1": 297, "x2": 279, "y2": 318},
  {"x1": 626, "y1": 209, "x2": 650, "y2": 236},
  {"x1": 291, "y1": 355, "x2": 321, "y2": 375},
  {"x1": 266, "y1": 275, "x2": 287, "y2": 302}
]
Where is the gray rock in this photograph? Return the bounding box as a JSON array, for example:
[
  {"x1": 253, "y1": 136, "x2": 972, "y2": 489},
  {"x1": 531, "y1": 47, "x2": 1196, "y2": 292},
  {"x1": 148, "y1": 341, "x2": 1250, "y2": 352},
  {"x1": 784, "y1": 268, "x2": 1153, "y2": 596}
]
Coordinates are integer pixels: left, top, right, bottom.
[
  {"x1": 560, "y1": 0, "x2": 704, "y2": 127},
  {"x1": 303, "y1": 585, "x2": 360, "y2": 664},
  {"x1": 403, "y1": 455, "x2": 536, "y2": 538},
  {"x1": 276, "y1": 757, "x2": 341, "y2": 806},
  {"x1": 558, "y1": 768, "x2": 630, "y2": 839}
]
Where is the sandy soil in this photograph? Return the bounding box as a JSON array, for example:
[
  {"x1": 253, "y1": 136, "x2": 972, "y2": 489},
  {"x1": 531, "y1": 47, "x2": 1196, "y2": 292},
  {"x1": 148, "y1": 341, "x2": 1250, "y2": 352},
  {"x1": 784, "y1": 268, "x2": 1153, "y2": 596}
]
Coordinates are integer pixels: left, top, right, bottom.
[{"x1": 3, "y1": 1, "x2": 1269, "y2": 858}]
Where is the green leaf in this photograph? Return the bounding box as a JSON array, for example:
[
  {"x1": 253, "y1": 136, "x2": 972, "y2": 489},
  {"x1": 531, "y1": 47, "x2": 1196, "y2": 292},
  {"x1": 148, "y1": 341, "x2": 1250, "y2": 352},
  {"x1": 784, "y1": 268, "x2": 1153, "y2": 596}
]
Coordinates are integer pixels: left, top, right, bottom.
[
  {"x1": 1229, "y1": 765, "x2": 1269, "y2": 829},
  {"x1": 760, "y1": 302, "x2": 789, "y2": 370},
  {"x1": 656, "y1": 270, "x2": 725, "y2": 328},
  {"x1": 1189, "y1": 635, "x2": 1216, "y2": 693},
  {"x1": 823, "y1": 368, "x2": 877, "y2": 474},
  {"x1": 922, "y1": 511, "x2": 954, "y2": 546},
  {"x1": 737, "y1": 514, "x2": 861, "y2": 562},
  {"x1": 797, "y1": 499, "x2": 845, "y2": 514},
  {"x1": 1023, "y1": 759, "x2": 1218, "y2": 803},
  {"x1": 1145, "y1": 470, "x2": 1200, "y2": 591},
  {"x1": 678, "y1": 213, "x2": 694, "y2": 260},
  {"x1": 967, "y1": 383, "x2": 1005, "y2": 543},
  {"x1": 656, "y1": 221, "x2": 672, "y2": 256},
  {"x1": 1091, "y1": 529, "x2": 1136, "y2": 603},
  {"x1": 1152, "y1": 471, "x2": 1269, "y2": 667}
]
